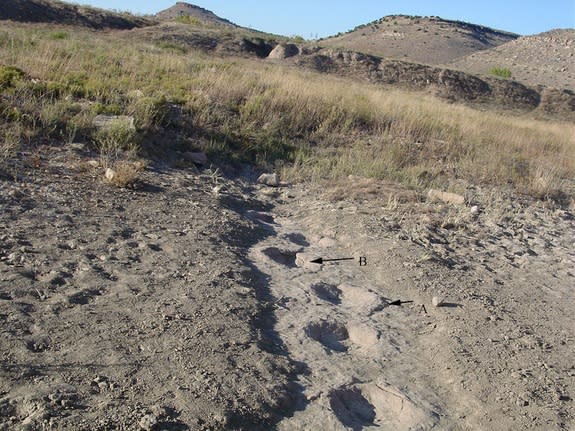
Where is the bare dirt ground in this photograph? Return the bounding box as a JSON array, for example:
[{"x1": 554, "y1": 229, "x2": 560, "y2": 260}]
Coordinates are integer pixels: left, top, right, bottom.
[
  {"x1": 0, "y1": 146, "x2": 295, "y2": 430},
  {"x1": 1, "y1": 149, "x2": 574, "y2": 430},
  {"x1": 253, "y1": 177, "x2": 574, "y2": 430}
]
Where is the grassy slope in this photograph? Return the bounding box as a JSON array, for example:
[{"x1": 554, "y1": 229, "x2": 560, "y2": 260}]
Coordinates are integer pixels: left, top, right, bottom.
[{"x1": 0, "y1": 22, "x2": 573, "y2": 201}]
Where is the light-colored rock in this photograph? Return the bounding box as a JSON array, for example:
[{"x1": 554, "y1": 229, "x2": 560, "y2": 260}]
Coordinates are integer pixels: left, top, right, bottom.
[
  {"x1": 139, "y1": 414, "x2": 158, "y2": 431},
  {"x1": 128, "y1": 89, "x2": 144, "y2": 99},
  {"x1": 87, "y1": 160, "x2": 100, "y2": 168},
  {"x1": 93, "y1": 115, "x2": 135, "y2": 131},
  {"x1": 268, "y1": 43, "x2": 300, "y2": 59},
  {"x1": 339, "y1": 284, "x2": 382, "y2": 314},
  {"x1": 257, "y1": 173, "x2": 279, "y2": 187},
  {"x1": 295, "y1": 252, "x2": 322, "y2": 271},
  {"x1": 105, "y1": 168, "x2": 116, "y2": 181},
  {"x1": 427, "y1": 189, "x2": 465, "y2": 205}
]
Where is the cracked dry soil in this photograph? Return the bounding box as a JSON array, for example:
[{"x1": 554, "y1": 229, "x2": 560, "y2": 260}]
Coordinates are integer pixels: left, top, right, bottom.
[{"x1": 1, "y1": 149, "x2": 574, "y2": 430}]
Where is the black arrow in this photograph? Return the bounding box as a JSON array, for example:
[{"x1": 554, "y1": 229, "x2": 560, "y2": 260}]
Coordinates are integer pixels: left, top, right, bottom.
[
  {"x1": 388, "y1": 299, "x2": 414, "y2": 306},
  {"x1": 310, "y1": 257, "x2": 355, "y2": 264}
]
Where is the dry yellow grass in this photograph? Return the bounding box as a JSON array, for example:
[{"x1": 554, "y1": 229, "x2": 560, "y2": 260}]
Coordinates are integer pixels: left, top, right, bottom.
[
  {"x1": 1, "y1": 22, "x2": 573, "y2": 200},
  {"x1": 104, "y1": 160, "x2": 146, "y2": 188}
]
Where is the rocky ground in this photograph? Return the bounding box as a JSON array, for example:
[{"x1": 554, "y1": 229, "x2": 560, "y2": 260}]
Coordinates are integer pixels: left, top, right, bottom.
[{"x1": 1, "y1": 148, "x2": 574, "y2": 430}]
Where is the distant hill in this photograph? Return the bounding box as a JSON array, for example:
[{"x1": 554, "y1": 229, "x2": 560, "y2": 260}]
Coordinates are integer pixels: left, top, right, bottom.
[
  {"x1": 0, "y1": 0, "x2": 152, "y2": 29},
  {"x1": 448, "y1": 29, "x2": 575, "y2": 91},
  {"x1": 320, "y1": 15, "x2": 518, "y2": 65},
  {"x1": 155, "y1": 2, "x2": 237, "y2": 27}
]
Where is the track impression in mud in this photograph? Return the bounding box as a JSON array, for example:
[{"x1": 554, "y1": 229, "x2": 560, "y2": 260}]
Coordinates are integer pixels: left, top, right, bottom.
[
  {"x1": 329, "y1": 383, "x2": 439, "y2": 430},
  {"x1": 329, "y1": 387, "x2": 377, "y2": 430},
  {"x1": 305, "y1": 320, "x2": 349, "y2": 352},
  {"x1": 310, "y1": 282, "x2": 342, "y2": 304},
  {"x1": 248, "y1": 203, "x2": 441, "y2": 430},
  {"x1": 260, "y1": 246, "x2": 300, "y2": 268}
]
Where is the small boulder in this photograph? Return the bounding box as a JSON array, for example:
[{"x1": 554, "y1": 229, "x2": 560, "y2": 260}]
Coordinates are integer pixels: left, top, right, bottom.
[
  {"x1": 257, "y1": 173, "x2": 279, "y2": 187},
  {"x1": 105, "y1": 168, "x2": 116, "y2": 181},
  {"x1": 93, "y1": 115, "x2": 135, "y2": 131},
  {"x1": 139, "y1": 414, "x2": 158, "y2": 431},
  {"x1": 268, "y1": 43, "x2": 300, "y2": 59},
  {"x1": 427, "y1": 189, "x2": 465, "y2": 205}
]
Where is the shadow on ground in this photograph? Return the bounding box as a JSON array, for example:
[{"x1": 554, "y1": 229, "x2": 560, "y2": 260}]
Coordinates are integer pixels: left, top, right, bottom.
[{"x1": 218, "y1": 191, "x2": 310, "y2": 429}]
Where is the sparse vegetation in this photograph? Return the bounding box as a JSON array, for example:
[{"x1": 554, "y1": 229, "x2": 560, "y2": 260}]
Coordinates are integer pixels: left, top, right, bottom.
[
  {"x1": 92, "y1": 121, "x2": 139, "y2": 163},
  {"x1": 490, "y1": 66, "x2": 513, "y2": 78},
  {"x1": 289, "y1": 35, "x2": 306, "y2": 43},
  {"x1": 176, "y1": 15, "x2": 203, "y2": 26},
  {"x1": 48, "y1": 30, "x2": 68, "y2": 40},
  {"x1": 105, "y1": 160, "x2": 146, "y2": 188},
  {"x1": 0, "y1": 22, "x2": 573, "y2": 201},
  {"x1": 0, "y1": 65, "x2": 26, "y2": 89}
]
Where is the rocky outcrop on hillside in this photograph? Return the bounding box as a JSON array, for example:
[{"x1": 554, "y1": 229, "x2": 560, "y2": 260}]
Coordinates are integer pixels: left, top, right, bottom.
[
  {"x1": 293, "y1": 49, "x2": 574, "y2": 119},
  {"x1": 268, "y1": 43, "x2": 300, "y2": 59}
]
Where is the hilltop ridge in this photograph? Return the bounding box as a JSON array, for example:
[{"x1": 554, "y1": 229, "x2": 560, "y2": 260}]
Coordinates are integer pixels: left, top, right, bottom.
[
  {"x1": 155, "y1": 2, "x2": 238, "y2": 27},
  {"x1": 0, "y1": 0, "x2": 152, "y2": 29},
  {"x1": 320, "y1": 15, "x2": 519, "y2": 65}
]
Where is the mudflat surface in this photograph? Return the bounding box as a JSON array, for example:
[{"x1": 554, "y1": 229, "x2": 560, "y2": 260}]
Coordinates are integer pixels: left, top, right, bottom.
[{"x1": 1, "y1": 150, "x2": 574, "y2": 430}]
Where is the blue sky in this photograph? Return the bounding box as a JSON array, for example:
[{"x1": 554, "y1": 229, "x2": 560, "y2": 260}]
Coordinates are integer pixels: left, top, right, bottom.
[{"x1": 74, "y1": 1, "x2": 574, "y2": 37}]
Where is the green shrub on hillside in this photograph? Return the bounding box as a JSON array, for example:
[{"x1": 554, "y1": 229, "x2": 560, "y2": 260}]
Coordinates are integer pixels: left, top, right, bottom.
[
  {"x1": 92, "y1": 121, "x2": 139, "y2": 161},
  {"x1": 176, "y1": 16, "x2": 203, "y2": 26},
  {"x1": 0, "y1": 65, "x2": 26, "y2": 90},
  {"x1": 49, "y1": 31, "x2": 69, "y2": 40},
  {"x1": 490, "y1": 67, "x2": 512, "y2": 79}
]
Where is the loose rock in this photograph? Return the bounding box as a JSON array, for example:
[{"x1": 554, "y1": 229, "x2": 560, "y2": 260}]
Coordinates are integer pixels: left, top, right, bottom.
[
  {"x1": 428, "y1": 189, "x2": 465, "y2": 205},
  {"x1": 257, "y1": 173, "x2": 279, "y2": 187},
  {"x1": 93, "y1": 115, "x2": 135, "y2": 131},
  {"x1": 139, "y1": 414, "x2": 158, "y2": 431},
  {"x1": 105, "y1": 168, "x2": 116, "y2": 181}
]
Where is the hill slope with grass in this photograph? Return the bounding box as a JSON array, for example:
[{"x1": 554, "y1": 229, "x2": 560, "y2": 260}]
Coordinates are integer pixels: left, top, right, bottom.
[
  {"x1": 319, "y1": 15, "x2": 518, "y2": 65},
  {"x1": 0, "y1": 0, "x2": 152, "y2": 29}
]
